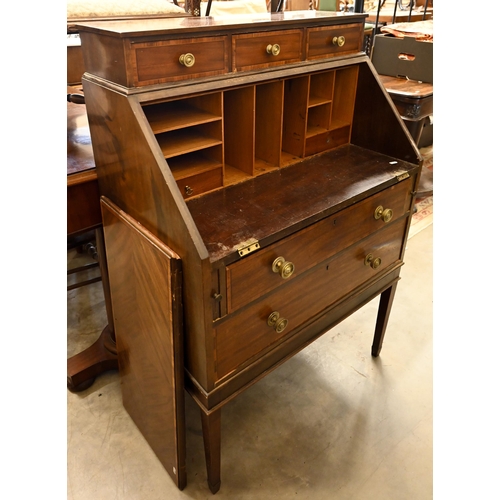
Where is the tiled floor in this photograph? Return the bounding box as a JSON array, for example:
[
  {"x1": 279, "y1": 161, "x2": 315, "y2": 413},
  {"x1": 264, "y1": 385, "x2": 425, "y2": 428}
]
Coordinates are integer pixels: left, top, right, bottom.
[{"x1": 67, "y1": 219, "x2": 432, "y2": 499}]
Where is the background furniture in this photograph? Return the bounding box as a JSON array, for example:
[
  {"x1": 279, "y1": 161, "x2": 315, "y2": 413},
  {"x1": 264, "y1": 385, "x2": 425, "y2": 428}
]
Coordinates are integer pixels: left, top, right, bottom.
[
  {"x1": 378, "y1": 75, "x2": 432, "y2": 196},
  {"x1": 67, "y1": 87, "x2": 118, "y2": 391},
  {"x1": 378, "y1": 75, "x2": 432, "y2": 146},
  {"x1": 370, "y1": 19, "x2": 433, "y2": 195},
  {"x1": 77, "y1": 10, "x2": 421, "y2": 493}
]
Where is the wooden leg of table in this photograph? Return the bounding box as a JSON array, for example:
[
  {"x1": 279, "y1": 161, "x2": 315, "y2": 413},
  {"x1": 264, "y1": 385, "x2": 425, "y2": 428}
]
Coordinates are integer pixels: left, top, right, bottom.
[
  {"x1": 404, "y1": 118, "x2": 425, "y2": 147},
  {"x1": 200, "y1": 408, "x2": 222, "y2": 494},
  {"x1": 67, "y1": 227, "x2": 118, "y2": 392},
  {"x1": 371, "y1": 283, "x2": 398, "y2": 357}
]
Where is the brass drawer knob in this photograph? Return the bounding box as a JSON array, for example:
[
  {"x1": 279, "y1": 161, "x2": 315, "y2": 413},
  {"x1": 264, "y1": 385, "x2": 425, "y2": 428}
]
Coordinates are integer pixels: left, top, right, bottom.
[
  {"x1": 272, "y1": 256, "x2": 295, "y2": 279},
  {"x1": 374, "y1": 205, "x2": 393, "y2": 223},
  {"x1": 364, "y1": 253, "x2": 382, "y2": 269},
  {"x1": 268, "y1": 311, "x2": 288, "y2": 334},
  {"x1": 332, "y1": 36, "x2": 346, "y2": 47},
  {"x1": 266, "y1": 44, "x2": 281, "y2": 56},
  {"x1": 179, "y1": 53, "x2": 196, "y2": 67}
]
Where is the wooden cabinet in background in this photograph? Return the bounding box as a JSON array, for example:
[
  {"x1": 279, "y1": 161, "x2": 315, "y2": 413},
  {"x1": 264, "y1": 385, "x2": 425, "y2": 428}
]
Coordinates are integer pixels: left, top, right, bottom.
[{"x1": 77, "y1": 10, "x2": 421, "y2": 494}]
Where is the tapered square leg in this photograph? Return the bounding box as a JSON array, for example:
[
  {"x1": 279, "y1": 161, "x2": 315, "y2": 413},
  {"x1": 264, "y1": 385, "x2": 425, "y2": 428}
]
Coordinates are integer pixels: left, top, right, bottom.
[
  {"x1": 372, "y1": 283, "x2": 398, "y2": 357},
  {"x1": 200, "y1": 408, "x2": 222, "y2": 494}
]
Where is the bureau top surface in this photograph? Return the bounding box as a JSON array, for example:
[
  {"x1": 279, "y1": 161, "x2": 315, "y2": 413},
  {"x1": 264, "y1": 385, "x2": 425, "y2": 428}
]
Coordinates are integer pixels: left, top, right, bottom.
[
  {"x1": 187, "y1": 145, "x2": 418, "y2": 264},
  {"x1": 76, "y1": 10, "x2": 367, "y2": 37}
]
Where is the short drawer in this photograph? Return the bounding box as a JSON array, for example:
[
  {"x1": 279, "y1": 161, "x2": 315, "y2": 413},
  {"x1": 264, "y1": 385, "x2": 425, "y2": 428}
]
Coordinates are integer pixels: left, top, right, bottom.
[
  {"x1": 305, "y1": 125, "x2": 351, "y2": 157},
  {"x1": 175, "y1": 166, "x2": 223, "y2": 199},
  {"x1": 306, "y1": 23, "x2": 364, "y2": 60},
  {"x1": 226, "y1": 178, "x2": 412, "y2": 313},
  {"x1": 216, "y1": 217, "x2": 407, "y2": 380},
  {"x1": 232, "y1": 29, "x2": 303, "y2": 72},
  {"x1": 132, "y1": 36, "x2": 228, "y2": 86}
]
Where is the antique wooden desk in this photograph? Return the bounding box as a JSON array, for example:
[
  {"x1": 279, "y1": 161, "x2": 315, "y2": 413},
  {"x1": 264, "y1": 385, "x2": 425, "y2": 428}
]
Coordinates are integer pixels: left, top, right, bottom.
[{"x1": 77, "y1": 11, "x2": 421, "y2": 493}]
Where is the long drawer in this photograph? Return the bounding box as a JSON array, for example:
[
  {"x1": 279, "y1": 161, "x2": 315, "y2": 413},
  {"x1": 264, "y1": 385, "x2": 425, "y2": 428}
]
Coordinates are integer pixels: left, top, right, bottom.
[
  {"x1": 226, "y1": 178, "x2": 412, "y2": 313},
  {"x1": 216, "y1": 216, "x2": 408, "y2": 380}
]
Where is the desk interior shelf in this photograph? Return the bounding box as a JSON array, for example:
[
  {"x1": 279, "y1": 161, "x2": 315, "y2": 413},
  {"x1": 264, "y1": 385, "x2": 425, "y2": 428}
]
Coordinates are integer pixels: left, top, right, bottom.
[{"x1": 141, "y1": 66, "x2": 362, "y2": 200}]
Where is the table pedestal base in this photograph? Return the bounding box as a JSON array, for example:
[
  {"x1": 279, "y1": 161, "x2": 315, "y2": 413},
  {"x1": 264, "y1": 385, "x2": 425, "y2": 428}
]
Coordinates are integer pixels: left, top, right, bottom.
[{"x1": 67, "y1": 325, "x2": 118, "y2": 392}]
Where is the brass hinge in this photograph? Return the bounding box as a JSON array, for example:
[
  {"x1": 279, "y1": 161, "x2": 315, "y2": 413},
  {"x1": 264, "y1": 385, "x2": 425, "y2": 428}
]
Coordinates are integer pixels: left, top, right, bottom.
[
  {"x1": 397, "y1": 172, "x2": 410, "y2": 182},
  {"x1": 237, "y1": 239, "x2": 260, "y2": 257}
]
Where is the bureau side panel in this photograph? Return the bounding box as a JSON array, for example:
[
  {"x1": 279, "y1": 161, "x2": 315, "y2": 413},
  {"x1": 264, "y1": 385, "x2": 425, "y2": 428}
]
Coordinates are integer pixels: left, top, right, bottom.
[{"x1": 101, "y1": 197, "x2": 186, "y2": 489}]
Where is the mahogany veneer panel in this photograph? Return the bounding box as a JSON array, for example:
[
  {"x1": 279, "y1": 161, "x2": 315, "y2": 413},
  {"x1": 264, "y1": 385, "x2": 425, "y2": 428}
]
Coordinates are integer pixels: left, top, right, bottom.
[{"x1": 101, "y1": 197, "x2": 186, "y2": 489}]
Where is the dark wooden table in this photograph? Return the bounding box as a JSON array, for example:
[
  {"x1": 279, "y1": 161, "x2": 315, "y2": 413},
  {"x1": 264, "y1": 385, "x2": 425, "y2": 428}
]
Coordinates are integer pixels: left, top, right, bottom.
[
  {"x1": 366, "y1": 8, "x2": 433, "y2": 25},
  {"x1": 67, "y1": 85, "x2": 117, "y2": 392},
  {"x1": 378, "y1": 75, "x2": 433, "y2": 136},
  {"x1": 378, "y1": 75, "x2": 433, "y2": 197},
  {"x1": 67, "y1": 86, "x2": 100, "y2": 234}
]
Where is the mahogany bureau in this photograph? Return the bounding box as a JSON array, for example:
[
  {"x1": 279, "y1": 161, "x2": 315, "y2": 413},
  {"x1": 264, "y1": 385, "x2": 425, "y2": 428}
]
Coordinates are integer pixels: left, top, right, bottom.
[{"x1": 77, "y1": 10, "x2": 422, "y2": 494}]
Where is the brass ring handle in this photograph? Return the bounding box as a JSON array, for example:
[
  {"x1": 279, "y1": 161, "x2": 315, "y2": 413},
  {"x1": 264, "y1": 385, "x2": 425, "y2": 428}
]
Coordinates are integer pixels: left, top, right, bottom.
[
  {"x1": 272, "y1": 256, "x2": 295, "y2": 279},
  {"x1": 184, "y1": 185, "x2": 194, "y2": 196},
  {"x1": 364, "y1": 253, "x2": 382, "y2": 269},
  {"x1": 374, "y1": 205, "x2": 393, "y2": 223},
  {"x1": 266, "y1": 44, "x2": 281, "y2": 56},
  {"x1": 332, "y1": 36, "x2": 346, "y2": 47},
  {"x1": 179, "y1": 53, "x2": 196, "y2": 67},
  {"x1": 268, "y1": 311, "x2": 289, "y2": 334}
]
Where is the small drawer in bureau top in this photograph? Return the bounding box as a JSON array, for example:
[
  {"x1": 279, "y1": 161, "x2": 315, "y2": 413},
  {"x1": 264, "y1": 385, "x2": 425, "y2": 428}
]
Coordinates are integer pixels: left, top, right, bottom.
[
  {"x1": 216, "y1": 217, "x2": 407, "y2": 381},
  {"x1": 226, "y1": 178, "x2": 412, "y2": 313},
  {"x1": 132, "y1": 36, "x2": 228, "y2": 86},
  {"x1": 306, "y1": 23, "x2": 364, "y2": 60},
  {"x1": 175, "y1": 167, "x2": 224, "y2": 200},
  {"x1": 232, "y1": 29, "x2": 303, "y2": 72}
]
